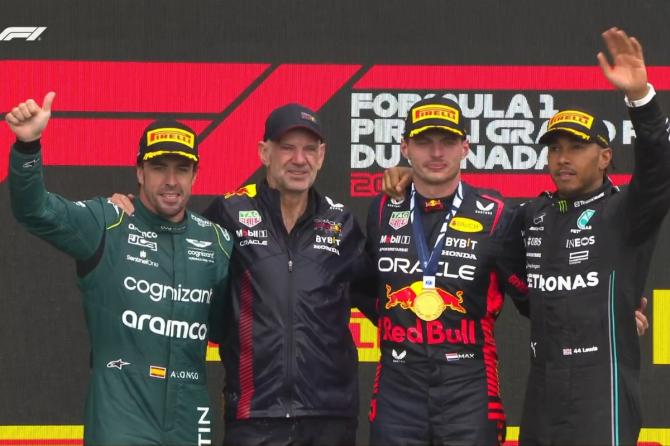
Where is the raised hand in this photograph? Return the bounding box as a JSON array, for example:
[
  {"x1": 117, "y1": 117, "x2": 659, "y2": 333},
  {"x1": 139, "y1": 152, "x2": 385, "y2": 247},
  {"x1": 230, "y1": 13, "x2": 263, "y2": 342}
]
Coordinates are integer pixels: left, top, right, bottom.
[
  {"x1": 5, "y1": 92, "x2": 56, "y2": 142},
  {"x1": 597, "y1": 27, "x2": 648, "y2": 101}
]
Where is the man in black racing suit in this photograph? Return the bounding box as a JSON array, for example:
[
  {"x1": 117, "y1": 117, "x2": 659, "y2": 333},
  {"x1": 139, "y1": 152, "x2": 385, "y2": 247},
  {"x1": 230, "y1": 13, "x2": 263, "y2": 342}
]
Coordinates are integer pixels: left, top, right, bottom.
[
  {"x1": 508, "y1": 28, "x2": 670, "y2": 446},
  {"x1": 363, "y1": 96, "x2": 528, "y2": 446}
]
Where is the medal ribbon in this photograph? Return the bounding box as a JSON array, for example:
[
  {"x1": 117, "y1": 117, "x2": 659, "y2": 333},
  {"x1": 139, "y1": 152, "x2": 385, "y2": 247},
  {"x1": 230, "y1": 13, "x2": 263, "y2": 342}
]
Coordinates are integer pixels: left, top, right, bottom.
[{"x1": 410, "y1": 182, "x2": 463, "y2": 289}]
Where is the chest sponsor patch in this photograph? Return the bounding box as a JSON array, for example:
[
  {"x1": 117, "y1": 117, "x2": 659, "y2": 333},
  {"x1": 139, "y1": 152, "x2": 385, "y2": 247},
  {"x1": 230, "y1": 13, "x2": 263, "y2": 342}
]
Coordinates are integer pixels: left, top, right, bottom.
[
  {"x1": 239, "y1": 210, "x2": 262, "y2": 228},
  {"x1": 389, "y1": 211, "x2": 410, "y2": 230},
  {"x1": 475, "y1": 200, "x2": 494, "y2": 215},
  {"x1": 448, "y1": 217, "x2": 483, "y2": 233},
  {"x1": 577, "y1": 209, "x2": 595, "y2": 230}
]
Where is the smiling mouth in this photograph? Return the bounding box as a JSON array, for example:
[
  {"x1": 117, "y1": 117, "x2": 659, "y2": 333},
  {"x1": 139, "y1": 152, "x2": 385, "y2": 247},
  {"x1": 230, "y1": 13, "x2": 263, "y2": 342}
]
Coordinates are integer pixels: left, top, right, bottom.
[
  {"x1": 160, "y1": 192, "x2": 181, "y2": 202},
  {"x1": 554, "y1": 170, "x2": 576, "y2": 180}
]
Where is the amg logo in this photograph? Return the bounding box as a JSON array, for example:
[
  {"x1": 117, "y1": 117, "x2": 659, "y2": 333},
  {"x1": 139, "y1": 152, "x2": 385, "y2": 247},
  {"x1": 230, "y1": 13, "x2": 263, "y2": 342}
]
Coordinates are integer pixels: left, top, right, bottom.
[{"x1": 0, "y1": 26, "x2": 46, "y2": 41}]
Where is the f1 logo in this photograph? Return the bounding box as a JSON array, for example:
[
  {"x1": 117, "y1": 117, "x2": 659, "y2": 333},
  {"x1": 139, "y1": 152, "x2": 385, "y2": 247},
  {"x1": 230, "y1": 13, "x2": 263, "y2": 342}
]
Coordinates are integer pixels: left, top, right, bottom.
[{"x1": 0, "y1": 27, "x2": 46, "y2": 41}]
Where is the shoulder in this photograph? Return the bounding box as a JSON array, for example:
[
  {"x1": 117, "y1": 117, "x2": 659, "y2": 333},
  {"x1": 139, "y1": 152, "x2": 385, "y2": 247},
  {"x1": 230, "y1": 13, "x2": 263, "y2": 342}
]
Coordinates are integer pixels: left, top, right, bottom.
[
  {"x1": 187, "y1": 211, "x2": 234, "y2": 257},
  {"x1": 203, "y1": 183, "x2": 259, "y2": 224}
]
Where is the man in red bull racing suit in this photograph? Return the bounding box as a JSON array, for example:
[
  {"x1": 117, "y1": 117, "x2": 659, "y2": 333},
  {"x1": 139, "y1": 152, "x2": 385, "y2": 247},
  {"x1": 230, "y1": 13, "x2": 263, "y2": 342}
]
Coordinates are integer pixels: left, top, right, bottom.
[
  {"x1": 506, "y1": 28, "x2": 670, "y2": 446},
  {"x1": 363, "y1": 96, "x2": 528, "y2": 446},
  {"x1": 6, "y1": 93, "x2": 233, "y2": 445}
]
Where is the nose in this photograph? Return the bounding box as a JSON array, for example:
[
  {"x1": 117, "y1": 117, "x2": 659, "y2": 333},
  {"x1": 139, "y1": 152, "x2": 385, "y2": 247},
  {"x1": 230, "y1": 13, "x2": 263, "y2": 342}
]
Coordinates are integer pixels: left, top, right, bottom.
[
  {"x1": 165, "y1": 167, "x2": 178, "y2": 185},
  {"x1": 292, "y1": 147, "x2": 307, "y2": 164}
]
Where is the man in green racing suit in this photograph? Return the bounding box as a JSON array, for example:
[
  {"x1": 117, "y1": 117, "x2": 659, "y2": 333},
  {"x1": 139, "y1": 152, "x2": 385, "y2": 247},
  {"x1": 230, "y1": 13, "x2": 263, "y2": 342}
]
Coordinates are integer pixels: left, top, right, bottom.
[{"x1": 6, "y1": 92, "x2": 233, "y2": 445}]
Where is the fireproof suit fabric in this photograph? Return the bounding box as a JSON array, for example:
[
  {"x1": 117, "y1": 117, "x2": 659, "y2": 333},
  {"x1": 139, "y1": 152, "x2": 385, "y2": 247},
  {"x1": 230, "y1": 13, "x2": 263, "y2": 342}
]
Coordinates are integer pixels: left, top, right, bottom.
[
  {"x1": 364, "y1": 184, "x2": 527, "y2": 446},
  {"x1": 509, "y1": 97, "x2": 670, "y2": 446},
  {"x1": 202, "y1": 181, "x2": 366, "y2": 427},
  {"x1": 9, "y1": 142, "x2": 233, "y2": 446}
]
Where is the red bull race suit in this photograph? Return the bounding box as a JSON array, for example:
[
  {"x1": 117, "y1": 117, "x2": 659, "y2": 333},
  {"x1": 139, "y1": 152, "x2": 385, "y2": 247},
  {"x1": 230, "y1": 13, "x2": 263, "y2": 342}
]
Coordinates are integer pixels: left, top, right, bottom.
[
  {"x1": 363, "y1": 182, "x2": 527, "y2": 446},
  {"x1": 203, "y1": 181, "x2": 369, "y2": 445}
]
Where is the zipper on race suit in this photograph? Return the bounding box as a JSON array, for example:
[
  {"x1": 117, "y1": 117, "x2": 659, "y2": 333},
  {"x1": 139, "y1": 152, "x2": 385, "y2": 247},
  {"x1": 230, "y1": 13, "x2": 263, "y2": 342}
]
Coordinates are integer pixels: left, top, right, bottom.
[{"x1": 284, "y1": 245, "x2": 295, "y2": 418}]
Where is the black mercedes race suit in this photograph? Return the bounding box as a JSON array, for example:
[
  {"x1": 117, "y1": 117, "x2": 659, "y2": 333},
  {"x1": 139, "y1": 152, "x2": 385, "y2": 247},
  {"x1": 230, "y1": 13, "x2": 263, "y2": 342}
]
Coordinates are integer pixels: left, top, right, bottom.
[
  {"x1": 364, "y1": 184, "x2": 528, "y2": 446},
  {"x1": 203, "y1": 181, "x2": 367, "y2": 446},
  {"x1": 510, "y1": 96, "x2": 670, "y2": 446}
]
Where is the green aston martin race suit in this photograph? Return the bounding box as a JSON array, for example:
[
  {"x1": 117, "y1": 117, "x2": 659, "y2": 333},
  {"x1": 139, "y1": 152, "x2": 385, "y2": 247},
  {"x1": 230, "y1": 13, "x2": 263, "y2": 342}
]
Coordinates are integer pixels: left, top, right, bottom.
[{"x1": 9, "y1": 142, "x2": 232, "y2": 446}]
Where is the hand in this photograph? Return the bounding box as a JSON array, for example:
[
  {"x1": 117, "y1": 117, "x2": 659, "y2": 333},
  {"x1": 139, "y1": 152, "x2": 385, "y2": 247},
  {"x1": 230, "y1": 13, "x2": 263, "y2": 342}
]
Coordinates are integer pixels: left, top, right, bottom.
[
  {"x1": 109, "y1": 193, "x2": 136, "y2": 215},
  {"x1": 382, "y1": 166, "x2": 412, "y2": 200},
  {"x1": 5, "y1": 92, "x2": 56, "y2": 142},
  {"x1": 597, "y1": 27, "x2": 649, "y2": 100},
  {"x1": 636, "y1": 297, "x2": 649, "y2": 337}
]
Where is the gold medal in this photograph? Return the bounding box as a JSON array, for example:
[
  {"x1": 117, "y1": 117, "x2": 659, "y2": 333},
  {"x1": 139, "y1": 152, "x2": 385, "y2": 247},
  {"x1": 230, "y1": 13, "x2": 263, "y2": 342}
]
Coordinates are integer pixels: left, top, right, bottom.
[{"x1": 413, "y1": 289, "x2": 446, "y2": 321}]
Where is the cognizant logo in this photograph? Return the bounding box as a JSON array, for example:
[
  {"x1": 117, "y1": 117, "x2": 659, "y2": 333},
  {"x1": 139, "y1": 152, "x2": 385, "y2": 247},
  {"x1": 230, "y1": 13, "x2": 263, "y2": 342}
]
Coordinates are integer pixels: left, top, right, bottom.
[
  {"x1": 122, "y1": 310, "x2": 207, "y2": 340},
  {"x1": 123, "y1": 276, "x2": 212, "y2": 304}
]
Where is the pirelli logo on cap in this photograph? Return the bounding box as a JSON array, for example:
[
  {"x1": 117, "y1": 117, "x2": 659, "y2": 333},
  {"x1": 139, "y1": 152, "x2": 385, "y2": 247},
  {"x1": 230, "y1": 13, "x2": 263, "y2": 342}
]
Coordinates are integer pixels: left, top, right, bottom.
[
  {"x1": 412, "y1": 104, "x2": 459, "y2": 125},
  {"x1": 147, "y1": 128, "x2": 195, "y2": 148},
  {"x1": 549, "y1": 110, "x2": 594, "y2": 130},
  {"x1": 149, "y1": 365, "x2": 167, "y2": 379}
]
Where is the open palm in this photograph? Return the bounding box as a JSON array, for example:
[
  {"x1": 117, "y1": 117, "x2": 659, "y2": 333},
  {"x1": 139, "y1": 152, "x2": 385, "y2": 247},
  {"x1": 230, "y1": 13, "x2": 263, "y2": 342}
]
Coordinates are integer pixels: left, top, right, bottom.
[{"x1": 597, "y1": 28, "x2": 648, "y2": 99}]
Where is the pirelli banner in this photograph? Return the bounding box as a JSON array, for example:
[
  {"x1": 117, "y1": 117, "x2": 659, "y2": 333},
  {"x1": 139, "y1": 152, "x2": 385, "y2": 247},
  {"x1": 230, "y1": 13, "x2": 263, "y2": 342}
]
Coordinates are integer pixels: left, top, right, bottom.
[{"x1": 2, "y1": 1, "x2": 670, "y2": 445}]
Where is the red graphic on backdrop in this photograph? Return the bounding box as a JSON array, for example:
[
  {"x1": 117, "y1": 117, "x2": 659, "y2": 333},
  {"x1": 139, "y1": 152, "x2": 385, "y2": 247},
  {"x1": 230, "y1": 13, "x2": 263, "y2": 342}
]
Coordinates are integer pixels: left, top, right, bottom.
[
  {"x1": 0, "y1": 61, "x2": 360, "y2": 193},
  {"x1": 3, "y1": 62, "x2": 665, "y2": 195}
]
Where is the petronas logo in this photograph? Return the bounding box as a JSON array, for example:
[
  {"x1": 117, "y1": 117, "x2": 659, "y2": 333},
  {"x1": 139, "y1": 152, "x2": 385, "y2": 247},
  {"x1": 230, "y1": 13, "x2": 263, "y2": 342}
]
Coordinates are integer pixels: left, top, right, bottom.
[{"x1": 577, "y1": 209, "x2": 595, "y2": 230}]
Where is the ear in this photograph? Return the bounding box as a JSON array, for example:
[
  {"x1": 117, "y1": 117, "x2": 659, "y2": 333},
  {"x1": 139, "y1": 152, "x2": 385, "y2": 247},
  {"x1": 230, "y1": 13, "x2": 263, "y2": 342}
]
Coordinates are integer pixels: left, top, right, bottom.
[
  {"x1": 461, "y1": 138, "x2": 470, "y2": 160},
  {"x1": 400, "y1": 139, "x2": 409, "y2": 160},
  {"x1": 136, "y1": 165, "x2": 144, "y2": 186},
  {"x1": 314, "y1": 142, "x2": 326, "y2": 170},
  {"x1": 599, "y1": 147, "x2": 613, "y2": 171},
  {"x1": 258, "y1": 141, "x2": 271, "y2": 166}
]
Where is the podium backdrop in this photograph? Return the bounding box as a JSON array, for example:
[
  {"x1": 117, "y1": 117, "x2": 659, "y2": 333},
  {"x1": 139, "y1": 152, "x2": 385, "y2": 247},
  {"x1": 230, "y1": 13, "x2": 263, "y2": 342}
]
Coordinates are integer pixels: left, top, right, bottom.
[{"x1": 2, "y1": 1, "x2": 670, "y2": 444}]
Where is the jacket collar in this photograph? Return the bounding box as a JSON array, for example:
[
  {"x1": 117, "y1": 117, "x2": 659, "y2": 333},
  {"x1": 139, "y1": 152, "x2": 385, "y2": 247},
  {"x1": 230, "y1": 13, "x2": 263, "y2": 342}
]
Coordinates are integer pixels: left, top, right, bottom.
[
  {"x1": 548, "y1": 178, "x2": 618, "y2": 213},
  {"x1": 132, "y1": 197, "x2": 188, "y2": 234},
  {"x1": 258, "y1": 180, "x2": 319, "y2": 227}
]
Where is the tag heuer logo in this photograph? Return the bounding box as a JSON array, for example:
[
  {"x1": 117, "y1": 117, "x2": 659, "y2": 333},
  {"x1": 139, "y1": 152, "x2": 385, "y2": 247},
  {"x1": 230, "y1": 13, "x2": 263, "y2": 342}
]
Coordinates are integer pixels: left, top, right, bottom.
[
  {"x1": 239, "y1": 210, "x2": 262, "y2": 228},
  {"x1": 389, "y1": 211, "x2": 410, "y2": 230}
]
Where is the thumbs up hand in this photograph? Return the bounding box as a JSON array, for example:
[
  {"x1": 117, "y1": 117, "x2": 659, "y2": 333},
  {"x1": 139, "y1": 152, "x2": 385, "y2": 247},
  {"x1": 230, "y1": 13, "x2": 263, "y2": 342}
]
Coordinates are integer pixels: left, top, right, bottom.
[{"x1": 5, "y1": 92, "x2": 56, "y2": 142}]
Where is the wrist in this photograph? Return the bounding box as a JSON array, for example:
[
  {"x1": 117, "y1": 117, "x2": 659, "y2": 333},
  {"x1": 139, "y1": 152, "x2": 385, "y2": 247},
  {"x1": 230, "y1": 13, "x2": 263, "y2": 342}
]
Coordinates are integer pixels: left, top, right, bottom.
[
  {"x1": 13, "y1": 138, "x2": 41, "y2": 154},
  {"x1": 625, "y1": 83, "x2": 655, "y2": 108}
]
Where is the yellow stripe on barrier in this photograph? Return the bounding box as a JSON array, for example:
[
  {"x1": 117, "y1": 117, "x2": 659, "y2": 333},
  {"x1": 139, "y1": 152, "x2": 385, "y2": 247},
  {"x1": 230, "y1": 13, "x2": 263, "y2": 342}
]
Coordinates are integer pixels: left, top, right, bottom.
[
  {"x1": 0, "y1": 425, "x2": 82, "y2": 440},
  {"x1": 653, "y1": 289, "x2": 670, "y2": 365},
  {"x1": 1, "y1": 425, "x2": 668, "y2": 445}
]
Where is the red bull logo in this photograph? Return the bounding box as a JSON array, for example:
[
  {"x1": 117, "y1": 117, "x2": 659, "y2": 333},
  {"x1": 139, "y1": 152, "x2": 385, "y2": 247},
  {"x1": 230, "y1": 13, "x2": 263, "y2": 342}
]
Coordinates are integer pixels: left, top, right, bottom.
[
  {"x1": 224, "y1": 184, "x2": 257, "y2": 199},
  {"x1": 314, "y1": 219, "x2": 342, "y2": 234},
  {"x1": 385, "y1": 281, "x2": 466, "y2": 321},
  {"x1": 423, "y1": 199, "x2": 444, "y2": 212},
  {"x1": 380, "y1": 316, "x2": 477, "y2": 345}
]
